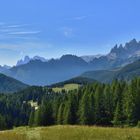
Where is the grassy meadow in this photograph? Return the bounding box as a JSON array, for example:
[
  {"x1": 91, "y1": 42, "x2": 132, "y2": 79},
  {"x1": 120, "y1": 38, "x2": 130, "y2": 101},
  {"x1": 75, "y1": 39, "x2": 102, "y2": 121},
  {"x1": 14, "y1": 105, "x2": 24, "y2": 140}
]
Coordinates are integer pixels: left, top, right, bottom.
[
  {"x1": 52, "y1": 83, "x2": 79, "y2": 92},
  {"x1": 0, "y1": 125, "x2": 140, "y2": 140}
]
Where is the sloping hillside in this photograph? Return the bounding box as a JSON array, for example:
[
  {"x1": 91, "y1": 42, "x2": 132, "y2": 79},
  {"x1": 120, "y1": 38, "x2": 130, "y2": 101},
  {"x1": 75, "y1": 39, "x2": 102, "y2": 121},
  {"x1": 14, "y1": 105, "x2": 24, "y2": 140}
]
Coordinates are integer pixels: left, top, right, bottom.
[
  {"x1": 81, "y1": 59, "x2": 140, "y2": 82},
  {"x1": 0, "y1": 74, "x2": 28, "y2": 93}
]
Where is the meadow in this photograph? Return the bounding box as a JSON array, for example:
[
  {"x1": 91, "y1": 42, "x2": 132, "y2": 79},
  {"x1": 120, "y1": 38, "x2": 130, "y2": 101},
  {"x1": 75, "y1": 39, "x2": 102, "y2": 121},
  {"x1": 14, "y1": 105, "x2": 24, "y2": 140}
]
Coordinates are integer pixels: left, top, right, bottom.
[
  {"x1": 0, "y1": 125, "x2": 140, "y2": 140},
  {"x1": 52, "y1": 83, "x2": 79, "y2": 92}
]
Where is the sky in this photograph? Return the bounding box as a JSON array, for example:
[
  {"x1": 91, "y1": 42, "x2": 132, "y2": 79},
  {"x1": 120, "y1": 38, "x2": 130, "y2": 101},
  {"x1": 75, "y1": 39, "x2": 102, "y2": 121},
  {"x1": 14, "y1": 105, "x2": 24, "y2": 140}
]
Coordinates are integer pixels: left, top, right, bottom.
[{"x1": 0, "y1": 0, "x2": 140, "y2": 65}]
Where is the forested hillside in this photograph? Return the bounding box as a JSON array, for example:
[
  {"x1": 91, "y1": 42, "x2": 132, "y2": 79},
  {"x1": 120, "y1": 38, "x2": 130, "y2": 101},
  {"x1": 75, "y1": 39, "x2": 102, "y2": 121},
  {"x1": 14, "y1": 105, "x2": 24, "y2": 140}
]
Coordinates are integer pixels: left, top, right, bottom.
[
  {"x1": 81, "y1": 59, "x2": 140, "y2": 83},
  {"x1": 0, "y1": 74, "x2": 28, "y2": 93},
  {"x1": 1, "y1": 78, "x2": 140, "y2": 130}
]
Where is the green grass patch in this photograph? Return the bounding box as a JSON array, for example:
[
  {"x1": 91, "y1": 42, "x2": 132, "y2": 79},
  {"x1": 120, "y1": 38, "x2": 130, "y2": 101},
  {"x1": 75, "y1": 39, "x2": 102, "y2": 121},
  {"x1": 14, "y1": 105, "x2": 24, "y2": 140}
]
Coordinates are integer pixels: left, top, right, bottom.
[
  {"x1": 0, "y1": 125, "x2": 140, "y2": 140},
  {"x1": 52, "y1": 84, "x2": 79, "y2": 92}
]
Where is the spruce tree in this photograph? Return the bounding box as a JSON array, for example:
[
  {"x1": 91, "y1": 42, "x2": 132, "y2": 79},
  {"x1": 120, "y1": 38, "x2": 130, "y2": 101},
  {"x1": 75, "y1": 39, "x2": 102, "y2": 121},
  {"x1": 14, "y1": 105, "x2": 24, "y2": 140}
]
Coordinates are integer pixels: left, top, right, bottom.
[
  {"x1": 63, "y1": 93, "x2": 78, "y2": 124},
  {"x1": 113, "y1": 101, "x2": 123, "y2": 126},
  {"x1": 94, "y1": 84, "x2": 107, "y2": 125},
  {"x1": 0, "y1": 114, "x2": 6, "y2": 130},
  {"x1": 79, "y1": 90, "x2": 94, "y2": 125},
  {"x1": 28, "y1": 109, "x2": 35, "y2": 127},
  {"x1": 104, "y1": 85, "x2": 114, "y2": 123},
  {"x1": 57, "y1": 103, "x2": 65, "y2": 124}
]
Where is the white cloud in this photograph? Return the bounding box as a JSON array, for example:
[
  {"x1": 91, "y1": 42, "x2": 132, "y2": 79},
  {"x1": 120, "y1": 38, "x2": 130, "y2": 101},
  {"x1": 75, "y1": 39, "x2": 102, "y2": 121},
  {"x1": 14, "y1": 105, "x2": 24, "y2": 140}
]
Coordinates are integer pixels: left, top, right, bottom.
[
  {"x1": 71, "y1": 16, "x2": 87, "y2": 20},
  {"x1": 8, "y1": 31, "x2": 41, "y2": 35},
  {"x1": 65, "y1": 16, "x2": 87, "y2": 21},
  {"x1": 6, "y1": 24, "x2": 29, "y2": 28},
  {"x1": 0, "y1": 23, "x2": 41, "y2": 41}
]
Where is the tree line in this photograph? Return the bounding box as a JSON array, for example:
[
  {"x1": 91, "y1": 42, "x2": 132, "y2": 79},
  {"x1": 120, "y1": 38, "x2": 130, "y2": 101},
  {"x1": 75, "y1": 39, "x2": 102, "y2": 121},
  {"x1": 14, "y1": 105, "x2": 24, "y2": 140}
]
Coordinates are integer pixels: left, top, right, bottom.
[
  {"x1": 1, "y1": 78, "x2": 140, "y2": 130},
  {"x1": 29, "y1": 78, "x2": 140, "y2": 127}
]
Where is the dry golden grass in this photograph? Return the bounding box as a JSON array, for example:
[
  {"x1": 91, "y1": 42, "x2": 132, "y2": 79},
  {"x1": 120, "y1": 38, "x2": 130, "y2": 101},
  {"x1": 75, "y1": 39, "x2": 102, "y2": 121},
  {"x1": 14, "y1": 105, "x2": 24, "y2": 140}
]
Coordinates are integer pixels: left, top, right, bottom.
[{"x1": 0, "y1": 125, "x2": 140, "y2": 140}]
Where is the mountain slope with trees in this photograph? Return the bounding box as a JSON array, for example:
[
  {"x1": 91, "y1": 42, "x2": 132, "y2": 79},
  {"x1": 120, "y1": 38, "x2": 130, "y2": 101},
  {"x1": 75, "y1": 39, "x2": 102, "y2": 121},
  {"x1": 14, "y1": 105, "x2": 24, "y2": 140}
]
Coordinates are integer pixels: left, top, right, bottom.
[
  {"x1": 0, "y1": 74, "x2": 28, "y2": 93},
  {"x1": 81, "y1": 59, "x2": 140, "y2": 83}
]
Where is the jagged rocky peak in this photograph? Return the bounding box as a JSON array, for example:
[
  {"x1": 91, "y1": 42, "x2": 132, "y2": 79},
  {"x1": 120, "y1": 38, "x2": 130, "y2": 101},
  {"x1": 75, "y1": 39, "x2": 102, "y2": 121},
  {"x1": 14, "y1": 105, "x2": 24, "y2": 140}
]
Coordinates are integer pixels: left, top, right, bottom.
[
  {"x1": 110, "y1": 44, "x2": 118, "y2": 52},
  {"x1": 16, "y1": 56, "x2": 30, "y2": 66},
  {"x1": 16, "y1": 55, "x2": 47, "y2": 66},
  {"x1": 110, "y1": 44, "x2": 124, "y2": 53},
  {"x1": 124, "y1": 39, "x2": 140, "y2": 51},
  {"x1": 110, "y1": 39, "x2": 140, "y2": 55}
]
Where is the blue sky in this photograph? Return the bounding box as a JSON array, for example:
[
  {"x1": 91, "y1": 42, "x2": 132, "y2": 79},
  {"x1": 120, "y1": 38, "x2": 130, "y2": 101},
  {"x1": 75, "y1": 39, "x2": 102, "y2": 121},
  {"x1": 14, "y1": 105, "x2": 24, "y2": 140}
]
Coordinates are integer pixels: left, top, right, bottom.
[{"x1": 0, "y1": 0, "x2": 140, "y2": 65}]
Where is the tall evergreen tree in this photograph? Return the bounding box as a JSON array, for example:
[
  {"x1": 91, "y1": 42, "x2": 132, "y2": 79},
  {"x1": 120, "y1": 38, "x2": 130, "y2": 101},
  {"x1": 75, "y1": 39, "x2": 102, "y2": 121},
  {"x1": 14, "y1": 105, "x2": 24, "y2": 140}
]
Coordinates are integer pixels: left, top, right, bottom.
[
  {"x1": 104, "y1": 85, "x2": 114, "y2": 123},
  {"x1": 79, "y1": 90, "x2": 94, "y2": 125},
  {"x1": 0, "y1": 114, "x2": 6, "y2": 130},
  {"x1": 94, "y1": 85, "x2": 107, "y2": 125},
  {"x1": 28, "y1": 109, "x2": 35, "y2": 127},
  {"x1": 113, "y1": 101, "x2": 123, "y2": 126},
  {"x1": 63, "y1": 93, "x2": 78, "y2": 124},
  {"x1": 57, "y1": 103, "x2": 65, "y2": 124}
]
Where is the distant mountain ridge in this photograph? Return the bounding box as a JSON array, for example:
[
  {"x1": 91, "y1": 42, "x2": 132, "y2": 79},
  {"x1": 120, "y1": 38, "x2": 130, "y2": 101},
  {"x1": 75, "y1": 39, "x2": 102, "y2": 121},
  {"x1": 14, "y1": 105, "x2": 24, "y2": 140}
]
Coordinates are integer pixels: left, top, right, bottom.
[
  {"x1": 2, "y1": 39, "x2": 140, "y2": 85},
  {"x1": 4, "y1": 55, "x2": 89, "y2": 85},
  {"x1": 81, "y1": 54, "x2": 102, "y2": 62},
  {"x1": 81, "y1": 59, "x2": 140, "y2": 83}
]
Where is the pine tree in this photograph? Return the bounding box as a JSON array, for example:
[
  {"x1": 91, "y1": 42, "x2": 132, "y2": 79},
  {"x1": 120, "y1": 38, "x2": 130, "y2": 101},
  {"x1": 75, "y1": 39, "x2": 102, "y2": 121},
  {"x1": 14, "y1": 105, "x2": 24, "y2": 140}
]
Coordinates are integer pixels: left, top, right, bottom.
[
  {"x1": 113, "y1": 101, "x2": 123, "y2": 126},
  {"x1": 0, "y1": 114, "x2": 6, "y2": 130},
  {"x1": 88, "y1": 92, "x2": 95, "y2": 124},
  {"x1": 113, "y1": 82, "x2": 122, "y2": 109},
  {"x1": 63, "y1": 93, "x2": 78, "y2": 124},
  {"x1": 94, "y1": 84, "x2": 107, "y2": 125},
  {"x1": 28, "y1": 109, "x2": 35, "y2": 127},
  {"x1": 34, "y1": 107, "x2": 41, "y2": 126},
  {"x1": 57, "y1": 103, "x2": 65, "y2": 124},
  {"x1": 79, "y1": 90, "x2": 94, "y2": 125},
  {"x1": 104, "y1": 85, "x2": 114, "y2": 124},
  {"x1": 125, "y1": 79, "x2": 140, "y2": 125}
]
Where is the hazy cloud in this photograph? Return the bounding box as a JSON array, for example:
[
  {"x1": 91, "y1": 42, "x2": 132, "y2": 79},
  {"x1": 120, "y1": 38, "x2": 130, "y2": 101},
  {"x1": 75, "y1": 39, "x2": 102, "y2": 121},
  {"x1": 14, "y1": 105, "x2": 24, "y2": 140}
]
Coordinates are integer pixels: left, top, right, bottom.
[
  {"x1": 6, "y1": 24, "x2": 29, "y2": 28},
  {"x1": 0, "y1": 23, "x2": 41, "y2": 41},
  {"x1": 8, "y1": 31, "x2": 41, "y2": 35},
  {"x1": 65, "y1": 16, "x2": 88, "y2": 21}
]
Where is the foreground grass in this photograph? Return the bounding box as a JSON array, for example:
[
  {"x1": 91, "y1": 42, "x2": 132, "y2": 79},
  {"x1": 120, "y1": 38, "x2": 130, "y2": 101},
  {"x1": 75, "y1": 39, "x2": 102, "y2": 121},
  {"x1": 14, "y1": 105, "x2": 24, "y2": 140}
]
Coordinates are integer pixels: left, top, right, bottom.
[{"x1": 0, "y1": 125, "x2": 140, "y2": 140}]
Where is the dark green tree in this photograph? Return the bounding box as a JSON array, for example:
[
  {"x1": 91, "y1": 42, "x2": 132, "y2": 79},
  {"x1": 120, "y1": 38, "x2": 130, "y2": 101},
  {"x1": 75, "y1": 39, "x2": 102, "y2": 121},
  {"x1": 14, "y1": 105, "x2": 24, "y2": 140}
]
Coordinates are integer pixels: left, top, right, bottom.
[
  {"x1": 28, "y1": 109, "x2": 35, "y2": 127},
  {"x1": 57, "y1": 103, "x2": 65, "y2": 124},
  {"x1": 94, "y1": 85, "x2": 107, "y2": 125}
]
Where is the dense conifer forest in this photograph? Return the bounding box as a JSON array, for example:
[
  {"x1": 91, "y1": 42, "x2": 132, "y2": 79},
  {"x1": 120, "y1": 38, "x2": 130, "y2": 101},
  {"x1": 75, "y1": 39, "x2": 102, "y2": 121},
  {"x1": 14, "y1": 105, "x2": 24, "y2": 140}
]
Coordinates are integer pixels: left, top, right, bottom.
[{"x1": 1, "y1": 78, "x2": 140, "y2": 130}]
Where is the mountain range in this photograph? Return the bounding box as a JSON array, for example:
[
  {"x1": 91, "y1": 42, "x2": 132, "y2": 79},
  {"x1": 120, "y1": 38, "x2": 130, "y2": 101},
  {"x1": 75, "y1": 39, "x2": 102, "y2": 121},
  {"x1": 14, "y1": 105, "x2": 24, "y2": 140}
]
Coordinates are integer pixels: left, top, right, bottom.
[{"x1": 2, "y1": 39, "x2": 140, "y2": 85}]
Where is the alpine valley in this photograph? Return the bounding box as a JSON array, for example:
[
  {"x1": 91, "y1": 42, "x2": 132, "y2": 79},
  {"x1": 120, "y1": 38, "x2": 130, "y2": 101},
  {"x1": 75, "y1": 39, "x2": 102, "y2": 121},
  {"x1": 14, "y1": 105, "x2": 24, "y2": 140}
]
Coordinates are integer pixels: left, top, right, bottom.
[{"x1": 1, "y1": 39, "x2": 140, "y2": 86}]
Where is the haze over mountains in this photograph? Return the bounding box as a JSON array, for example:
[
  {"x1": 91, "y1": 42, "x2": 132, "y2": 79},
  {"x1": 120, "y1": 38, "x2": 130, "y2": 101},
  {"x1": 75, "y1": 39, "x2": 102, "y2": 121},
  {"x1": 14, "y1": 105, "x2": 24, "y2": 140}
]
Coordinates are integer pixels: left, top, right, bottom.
[
  {"x1": 1, "y1": 39, "x2": 140, "y2": 85},
  {"x1": 81, "y1": 59, "x2": 140, "y2": 83}
]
